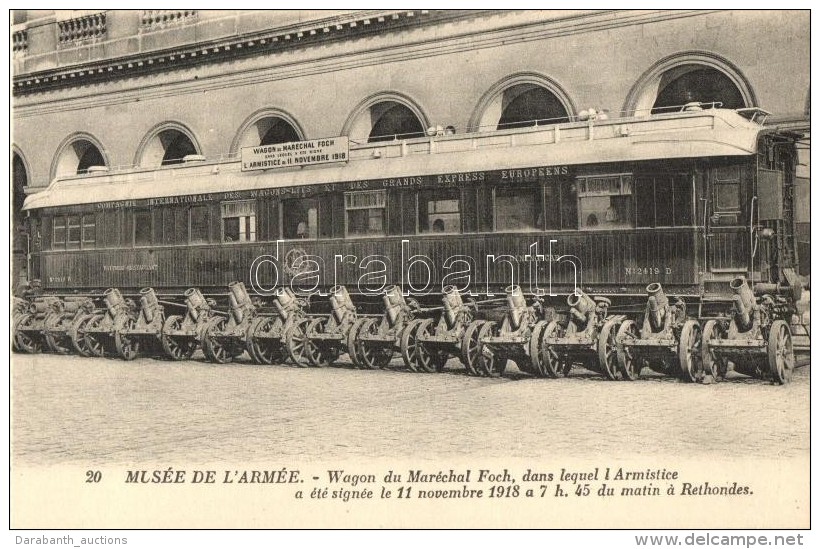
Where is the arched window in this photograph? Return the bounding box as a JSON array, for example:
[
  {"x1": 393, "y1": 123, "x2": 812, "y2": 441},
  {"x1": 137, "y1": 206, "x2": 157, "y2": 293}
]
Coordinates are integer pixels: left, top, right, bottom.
[
  {"x1": 625, "y1": 52, "x2": 756, "y2": 116},
  {"x1": 344, "y1": 94, "x2": 429, "y2": 144},
  {"x1": 231, "y1": 110, "x2": 304, "y2": 154},
  {"x1": 470, "y1": 74, "x2": 575, "y2": 132},
  {"x1": 53, "y1": 136, "x2": 108, "y2": 178},
  {"x1": 136, "y1": 123, "x2": 202, "y2": 167}
]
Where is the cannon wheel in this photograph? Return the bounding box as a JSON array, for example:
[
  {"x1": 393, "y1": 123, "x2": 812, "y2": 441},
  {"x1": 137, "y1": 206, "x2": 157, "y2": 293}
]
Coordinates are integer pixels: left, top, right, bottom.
[
  {"x1": 346, "y1": 318, "x2": 366, "y2": 367},
  {"x1": 44, "y1": 313, "x2": 72, "y2": 354},
  {"x1": 540, "y1": 320, "x2": 566, "y2": 378},
  {"x1": 702, "y1": 320, "x2": 729, "y2": 381},
  {"x1": 114, "y1": 317, "x2": 141, "y2": 360},
  {"x1": 203, "y1": 317, "x2": 234, "y2": 364},
  {"x1": 528, "y1": 320, "x2": 548, "y2": 377},
  {"x1": 355, "y1": 318, "x2": 393, "y2": 370},
  {"x1": 768, "y1": 320, "x2": 794, "y2": 385},
  {"x1": 413, "y1": 319, "x2": 448, "y2": 373},
  {"x1": 304, "y1": 318, "x2": 332, "y2": 367},
  {"x1": 598, "y1": 318, "x2": 623, "y2": 381},
  {"x1": 13, "y1": 313, "x2": 42, "y2": 354},
  {"x1": 615, "y1": 320, "x2": 641, "y2": 381},
  {"x1": 285, "y1": 318, "x2": 311, "y2": 367},
  {"x1": 460, "y1": 320, "x2": 486, "y2": 376},
  {"x1": 399, "y1": 319, "x2": 423, "y2": 372},
  {"x1": 477, "y1": 321, "x2": 502, "y2": 377},
  {"x1": 69, "y1": 313, "x2": 95, "y2": 357},
  {"x1": 160, "y1": 314, "x2": 197, "y2": 361},
  {"x1": 247, "y1": 317, "x2": 287, "y2": 365},
  {"x1": 678, "y1": 320, "x2": 703, "y2": 383},
  {"x1": 245, "y1": 317, "x2": 265, "y2": 364},
  {"x1": 84, "y1": 314, "x2": 107, "y2": 358}
]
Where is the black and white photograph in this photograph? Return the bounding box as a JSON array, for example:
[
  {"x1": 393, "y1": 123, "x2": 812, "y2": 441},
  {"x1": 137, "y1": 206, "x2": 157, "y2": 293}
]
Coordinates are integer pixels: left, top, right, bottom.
[{"x1": 8, "y1": 8, "x2": 811, "y2": 536}]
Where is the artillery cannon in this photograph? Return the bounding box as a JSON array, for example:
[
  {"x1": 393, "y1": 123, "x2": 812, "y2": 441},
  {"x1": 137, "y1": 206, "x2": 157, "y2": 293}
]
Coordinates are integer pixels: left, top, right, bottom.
[
  {"x1": 615, "y1": 283, "x2": 697, "y2": 381},
  {"x1": 12, "y1": 296, "x2": 62, "y2": 354},
  {"x1": 468, "y1": 285, "x2": 554, "y2": 377},
  {"x1": 201, "y1": 281, "x2": 258, "y2": 363},
  {"x1": 701, "y1": 276, "x2": 796, "y2": 384},
  {"x1": 285, "y1": 285, "x2": 359, "y2": 367},
  {"x1": 159, "y1": 287, "x2": 216, "y2": 360},
  {"x1": 351, "y1": 286, "x2": 421, "y2": 370},
  {"x1": 541, "y1": 290, "x2": 625, "y2": 379},
  {"x1": 79, "y1": 288, "x2": 140, "y2": 358},
  {"x1": 42, "y1": 296, "x2": 96, "y2": 355},
  {"x1": 110, "y1": 287, "x2": 168, "y2": 360},
  {"x1": 402, "y1": 285, "x2": 474, "y2": 373},
  {"x1": 245, "y1": 287, "x2": 307, "y2": 365}
]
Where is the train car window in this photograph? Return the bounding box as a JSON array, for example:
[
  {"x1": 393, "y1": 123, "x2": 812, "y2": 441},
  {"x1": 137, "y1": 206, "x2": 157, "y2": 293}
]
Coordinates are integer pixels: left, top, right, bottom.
[
  {"x1": 189, "y1": 205, "x2": 209, "y2": 244},
  {"x1": 283, "y1": 197, "x2": 318, "y2": 239},
  {"x1": 53, "y1": 217, "x2": 66, "y2": 249},
  {"x1": 221, "y1": 200, "x2": 257, "y2": 243},
  {"x1": 561, "y1": 181, "x2": 578, "y2": 229},
  {"x1": 495, "y1": 186, "x2": 542, "y2": 231},
  {"x1": 82, "y1": 215, "x2": 96, "y2": 248},
  {"x1": 577, "y1": 174, "x2": 633, "y2": 230},
  {"x1": 134, "y1": 210, "x2": 152, "y2": 246},
  {"x1": 345, "y1": 190, "x2": 386, "y2": 237},
  {"x1": 418, "y1": 189, "x2": 460, "y2": 234},
  {"x1": 67, "y1": 216, "x2": 82, "y2": 249}
]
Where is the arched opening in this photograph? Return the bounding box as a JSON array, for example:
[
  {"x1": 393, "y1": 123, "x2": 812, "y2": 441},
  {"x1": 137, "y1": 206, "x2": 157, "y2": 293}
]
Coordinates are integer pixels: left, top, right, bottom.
[
  {"x1": 12, "y1": 151, "x2": 28, "y2": 289},
  {"x1": 53, "y1": 137, "x2": 108, "y2": 178},
  {"x1": 232, "y1": 112, "x2": 304, "y2": 154},
  {"x1": 137, "y1": 124, "x2": 202, "y2": 167},
  {"x1": 651, "y1": 66, "x2": 746, "y2": 113},
  {"x1": 344, "y1": 95, "x2": 428, "y2": 144},
  {"x1": 470, "y1": 74, "x2": 576, "y2": 132},
  {"x1": 625, "y1": 53, "x2": 756, "y2": 116}
]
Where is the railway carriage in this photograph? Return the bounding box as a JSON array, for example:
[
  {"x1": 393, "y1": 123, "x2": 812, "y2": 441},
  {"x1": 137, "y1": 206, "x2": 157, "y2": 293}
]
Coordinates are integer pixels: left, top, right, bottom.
[{"x1": 16, "y1": 105, "x2": 806, "y2": 382}]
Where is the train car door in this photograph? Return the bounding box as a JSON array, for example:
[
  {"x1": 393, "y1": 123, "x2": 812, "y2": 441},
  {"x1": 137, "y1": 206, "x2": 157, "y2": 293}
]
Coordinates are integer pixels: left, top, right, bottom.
[{"x1": 705, "y1": 162, "x2": 751, "y2": 276}]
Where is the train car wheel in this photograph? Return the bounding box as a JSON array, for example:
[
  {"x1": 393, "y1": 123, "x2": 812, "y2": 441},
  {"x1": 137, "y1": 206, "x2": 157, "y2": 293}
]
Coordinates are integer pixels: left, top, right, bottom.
[
  {"x1": 615, "y1": 320, "x2": 641, "y2": 381},
  {"x1": 768, "y1": 320, "x2": 794, "y2": 385},
  {"x1": 540, "y1": 320, "x2": 565, "y2": 379},
  {"x1": 399, "y1": 319, "x2": 423, "y2": 372},
  {"x1": 477, "y1": 321, "x2": 503, "y2": 377},
  {"x1": 702, "y1": 320, "x2": 728, "y2": 381},
  {"x1": 203, "y1": 317, "x2": 233, "y2": 364},
  {"x1": 460, "y1": 320, "x2": 485, "y2": 376},
  {"x1": 14, "y1": 313, "x2": 42, "y2": 354},
  {"x1": 528, "y1": 320, "x2": 548, "y2": 377},
  {"x1": 597, "y1": 318, "x2": 623, "y2": 381},
  {"x1": 83, "y1": 314, "x2": 107, "y2": 358},
  {"x1": 115, "y1": 317, "x2": 140, "y2": 360},
  {"x1": 160, "y1": 315, "x2": 196, "y2": 360},
  {"x1": 346, "y1": 318, "x2": 367, "y2": 368},
  {"x1": 678, "y1": 320, "x2": 703, "y2": 383},
  {"x1": 305, "y1": 319, "x2": 331, "y2": 367}
]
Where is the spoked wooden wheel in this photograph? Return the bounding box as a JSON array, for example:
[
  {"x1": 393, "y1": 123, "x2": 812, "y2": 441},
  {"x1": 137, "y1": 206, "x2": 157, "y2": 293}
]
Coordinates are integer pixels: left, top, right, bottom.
[
  {"x1": 527, "y1": 320, "x2": 548, "y2": 377},
  {"x1": 678, "y1": 320, "x2": 703, "y2": 383},
  {"x1": 203, "y1": 317, "x2": 234, "y2": 364},
  {"x1": 13, "y1": 313, "x2": 42, "y2": 354},
  {"x1": 247, "y1": 317, "x2": 285, "y2": 365},
  {"x1": 114, "y1": 317, "x2": 141, "y2": 360},
  {"x1": 540, "y1": 320, "x2": 566, "y2": 378},
  {"x1": 460, "y1": 320, "x2": 486, "y2": 376},
  {"x1": 615, "y1": 320, "x2": 641, "y2": 381},
  {"x1": 285, "y1": 318, "x2": 312, "y2": 366},
  {"x1": 412, "y1": 319, "x2": 447, "y2": 373},
  {"x1": 160, "y1": 314, "x2": 197, "y2": 360},
  {"x1": 347, "y1": 318, "x2": 367, "y2": 368},
  {"x1": 477, "y1": 321, "x2": 503, "y2": 377},
  {"x1": 355, "y1": 319, "x2": 393, "y2": 370},
  {"x1": 701, "y1": 320, "x2": 729, "y2": 381},
  {"x1": 597, "y1": 318, "x2": 623, "y2": 380},
  {"x1": 304, "y1": 318, "x2": 332, "y2": 367},
  {"x1": 83, "y1": 314, "x2": 107, "y2": 358},
  {"x1": 69, "y1": 313, "x2": 95, "y2": 357},
  {"x1": 399, "y1": 319, "x2": 423, "y2": 372},
  {"x1": 44, "y1": 313, "x2": 72, "y2": 354},
  {"x1": 768, "y1": 320, "x2": 794, "y2": 385}
]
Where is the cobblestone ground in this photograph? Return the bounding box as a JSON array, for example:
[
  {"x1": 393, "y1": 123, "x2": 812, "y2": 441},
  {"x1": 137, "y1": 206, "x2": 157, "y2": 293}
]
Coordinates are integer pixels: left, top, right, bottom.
[{"x1": 11, "y1": 352, "x2": 809, "y2": 467}]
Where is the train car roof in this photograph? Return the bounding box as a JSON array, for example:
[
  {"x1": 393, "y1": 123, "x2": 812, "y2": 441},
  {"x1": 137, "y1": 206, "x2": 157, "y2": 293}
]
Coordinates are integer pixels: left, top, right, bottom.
[{"x1": 24, "y1": 108, "x2": 767, "y2": 211}]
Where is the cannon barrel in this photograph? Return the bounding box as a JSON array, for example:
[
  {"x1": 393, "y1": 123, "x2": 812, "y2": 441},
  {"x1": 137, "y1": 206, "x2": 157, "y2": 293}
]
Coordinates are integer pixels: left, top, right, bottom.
[
  {"x1": 382, "y1": 285, "x2": 406, "y2": 327},
  {"x1": 273, "y1": 286, "x2": 298, "y2": 318},
  {"x1": 330, "y1": 285, "x2": 354, "y2": 324},
  {"x1": 567, "y1": 290, "x2": 596, "y2": 324},
  {"x1": 184, "y1": 287, "x2": 209, "y2": 321},
  {"x1": 139, "y1": 287, "x2": 160, "y2": 324},
  {"x1": 506, "y1": 285, "x2": 527, "y2": 329},
  {"x1": 730, "y1": 277, "x2": 755, "y2": 330},
  {"x1": 646, "y1": 282, "x2": 669, "y2": 331},
  {"x1": 30, "y1": 296, "x2": 61, "y2": 315},
  {"x1": 442, "y1": 285, "x2": 464, "y2": 327},
  {"x1": 103, "y1": 288, "x2": 126, "y2": 315},
  {"x1": 227, "y1": 281, "x2": 253, "y2": 324}
]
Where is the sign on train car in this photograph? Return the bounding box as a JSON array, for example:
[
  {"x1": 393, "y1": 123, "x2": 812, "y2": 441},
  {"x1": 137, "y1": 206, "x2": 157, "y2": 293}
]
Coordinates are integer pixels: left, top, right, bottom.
[{"x1": 241, "y1": 136, "x2": 349, "y2": 171}]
